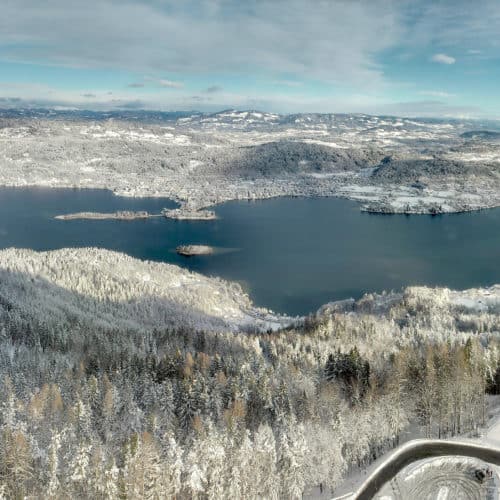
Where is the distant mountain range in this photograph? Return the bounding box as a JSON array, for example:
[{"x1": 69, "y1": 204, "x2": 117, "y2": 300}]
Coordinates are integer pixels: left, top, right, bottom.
[{"x1": 2, "y1": 107, "x2": 500, "y2": 132}]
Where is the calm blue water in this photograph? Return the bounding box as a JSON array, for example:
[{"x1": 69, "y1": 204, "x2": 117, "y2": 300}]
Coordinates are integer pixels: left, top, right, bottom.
[{"x1": 0, "y1": 187, "x2": 499, "y2": 316}]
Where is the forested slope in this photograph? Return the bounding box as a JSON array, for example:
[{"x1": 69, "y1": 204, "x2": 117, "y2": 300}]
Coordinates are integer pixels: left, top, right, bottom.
[
  {"x1": 0, "y1": 248, "x2": 498, "y2": 498},
  {"x1": 0, "y1": 247, "x2": 290, "y2": 334}
]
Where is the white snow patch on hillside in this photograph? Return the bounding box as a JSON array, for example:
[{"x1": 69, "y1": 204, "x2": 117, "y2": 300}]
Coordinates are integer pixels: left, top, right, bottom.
[{"x1": 302, "y1": 139, "x2": 348, "y2": 149}]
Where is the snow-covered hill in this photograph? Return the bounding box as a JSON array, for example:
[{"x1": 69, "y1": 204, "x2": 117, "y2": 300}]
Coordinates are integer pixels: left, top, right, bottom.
[{"x1": 0, "y1": 247, "x2": 292, "y2": 333}]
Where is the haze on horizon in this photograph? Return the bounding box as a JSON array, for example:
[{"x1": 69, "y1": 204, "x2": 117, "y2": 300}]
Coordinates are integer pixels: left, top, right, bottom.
[{"x1": 1, "y1": 0, "x2": 499, "y2": 118}]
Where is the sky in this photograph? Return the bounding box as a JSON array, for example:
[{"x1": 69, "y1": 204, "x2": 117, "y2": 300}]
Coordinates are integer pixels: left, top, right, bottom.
[{"x1": 1, "y1": 0, "x2": 499, "y2": 117}]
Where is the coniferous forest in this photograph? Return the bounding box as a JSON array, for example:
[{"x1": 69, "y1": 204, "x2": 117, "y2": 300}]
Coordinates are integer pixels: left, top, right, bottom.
[{"x1": 0, "y1": 248, "x2": 498, "y2": 498}]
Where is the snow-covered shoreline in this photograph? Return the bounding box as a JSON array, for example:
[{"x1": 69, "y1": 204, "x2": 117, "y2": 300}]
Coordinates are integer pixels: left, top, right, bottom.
[
  {"x1": 1, "y1": 246, "x2": 499, "y2": 336},
  {"x1": 1, "y1": 110, "x2": 500, "y2": 215}
]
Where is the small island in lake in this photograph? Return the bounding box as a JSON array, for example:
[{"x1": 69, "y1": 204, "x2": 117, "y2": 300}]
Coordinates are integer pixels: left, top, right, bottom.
[
  {"x1": 176, "y1": 245, "x2": 215, "y2": 256},
  {"x1": 162, "y1": 207, "x2": 217, "y2": 220},
  {"x1": 55, "y1": 210, "x2": 151, "y2": 220}
]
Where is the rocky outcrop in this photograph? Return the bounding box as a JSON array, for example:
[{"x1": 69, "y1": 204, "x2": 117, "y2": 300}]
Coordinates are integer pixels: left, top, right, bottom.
[
  {"x1": 162, "y1": 208, "x2": 217, "y2": 220},
  {"x1": 176, "y1": 245, "x2": 215, "y2": 256},
  {"x1": 55, "y1": 210, "x2": 151, "y2": 220}
]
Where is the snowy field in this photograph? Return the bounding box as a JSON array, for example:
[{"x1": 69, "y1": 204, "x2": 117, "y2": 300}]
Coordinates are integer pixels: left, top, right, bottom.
[{"x1": 375, "y1": 456, "x2": 498, "y2": 500}]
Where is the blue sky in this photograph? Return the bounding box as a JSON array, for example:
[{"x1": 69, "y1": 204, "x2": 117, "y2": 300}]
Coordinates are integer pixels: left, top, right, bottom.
[{"x1": 1, "y1": 0, "x2": 499, "y2": 117}]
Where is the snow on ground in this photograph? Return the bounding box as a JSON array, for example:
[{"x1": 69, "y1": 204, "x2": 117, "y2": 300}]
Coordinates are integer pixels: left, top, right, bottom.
[
  {"x1": 447, "y1": 151, "x2": 500, "y2": 162},
  {"x1": 377, "y1": 457, "x2": 498, "y2": 499},
  {"x1": 188, "y1": 159, "x2": 203, "y2": 170},
  {"x1": 305, "y1": 419, "x2": 426, "y2": 500},
  {"x1": 482, "y1": 396, "x2": 500, "y2": 449},
  {"x1": 302, "y1": 139, "x2": 348, "y2": 148},
  {"x1": 445, "y1": 286, "x2": 500, "y2": 314}
]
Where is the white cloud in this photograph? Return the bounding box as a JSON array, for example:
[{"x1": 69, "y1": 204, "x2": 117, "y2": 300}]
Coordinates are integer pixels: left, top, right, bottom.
[
  {"x1": 378, "y1": 100, "x2": 482, "y2": 119},
  {"x1": 204, "y1": 86, "x2": 223, "y2": 93},
  {"x1": 272, "y1": 80, "x2": 304, "y2": 88},
  {"x1": 404, "y1": 1, "x2": 500, "y2": 60},
  {"x1": 0, "y1": 0, "x2": 403, "y2": 86},
  {"x1": 418, "y1": 90, "x2": 456, "y2": 98},
  {"x1": 127, "y1": 79, "x2": 182, "y2": 89},
  {"x1": 431, "y1": 53, "x2": 456, "y2": 64},
  {"x1": 4, "y1": 0, "x2": 500, "y2": 116},
  {"x1": 158, "y1": 79, "x2": 184, "y2": 89}
]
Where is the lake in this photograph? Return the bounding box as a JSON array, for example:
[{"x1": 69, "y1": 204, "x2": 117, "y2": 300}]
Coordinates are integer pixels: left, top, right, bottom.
[{"x1": 1, "y1": 186, "x2": 499, "y2": 316}]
